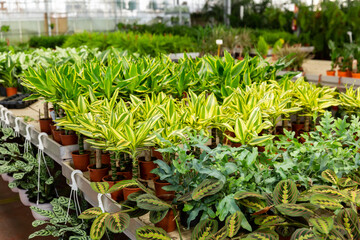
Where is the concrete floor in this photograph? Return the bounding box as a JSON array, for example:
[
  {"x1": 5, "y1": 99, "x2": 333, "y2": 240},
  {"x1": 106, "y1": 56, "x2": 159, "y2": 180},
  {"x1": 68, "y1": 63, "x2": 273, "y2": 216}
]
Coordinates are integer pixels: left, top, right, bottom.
[{"x1": 0, "y1": 178, "x2": 55, "y2": 240}]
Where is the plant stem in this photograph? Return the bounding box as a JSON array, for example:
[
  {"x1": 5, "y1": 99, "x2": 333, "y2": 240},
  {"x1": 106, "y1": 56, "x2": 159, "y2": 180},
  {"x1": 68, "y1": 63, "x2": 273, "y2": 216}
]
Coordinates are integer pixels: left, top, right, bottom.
[
  {"x1": 304, "y1": 116, "x2": 310, "y2": 132},
  {"x1": 111, "y1": 151, "x2": 117, "y2": 181},
  {"x1": 78, "y1": 134, "x2": 84, "y2": 155},
  {"x1": 95, "y1": 149, "x2": 102, "y2": 169},
  {"x1": 173, "y1": 208, "x2": 183, "y2": 240},
  {"x1": 145, "y1": 148, "x2": 151, "y2": 161},
  {"x1": 43, "y1": 102, "x2": 49, "y2": 119},
  {"x1": 132, "y1": 153, "x2": 138, "y2": 180}
]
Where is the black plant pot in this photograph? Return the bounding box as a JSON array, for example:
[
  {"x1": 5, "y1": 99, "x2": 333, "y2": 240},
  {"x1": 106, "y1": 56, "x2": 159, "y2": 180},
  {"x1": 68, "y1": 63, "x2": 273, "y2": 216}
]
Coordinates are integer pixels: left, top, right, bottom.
[{"x1": 0, "y1": 85, "x2": 6, "y2": 96}]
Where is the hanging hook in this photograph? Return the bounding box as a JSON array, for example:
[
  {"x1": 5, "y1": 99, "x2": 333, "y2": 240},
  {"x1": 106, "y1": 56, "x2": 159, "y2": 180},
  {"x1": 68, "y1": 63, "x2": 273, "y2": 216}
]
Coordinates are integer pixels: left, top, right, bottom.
[
  {"x1": 37, "y1": 132, "x2": 48, "y2": 151},
  {"x1": 25, "y1": 125, "x2": 32, "y2": 141},
  {"x1": 14, "y1": 117, "x2": 22, "y2": 135},
  {"x1": 97, "y1": 193, "x2": 105, "y2": 213},
  {"x1": 69, "y1": 170, "x2": 83, "y2": 191},
  {"x1": 4, "y1": 110, "x2": 11, "y2": 126},
  {"x1": 0, "y1": 107, "x2": 7, "y2": 124}
]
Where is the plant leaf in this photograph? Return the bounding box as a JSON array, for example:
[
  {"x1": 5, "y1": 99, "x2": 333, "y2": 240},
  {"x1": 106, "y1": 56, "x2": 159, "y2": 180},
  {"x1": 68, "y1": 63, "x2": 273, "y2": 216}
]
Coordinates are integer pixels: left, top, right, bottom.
[
  {"x1": 192, "y1": 219, "x2": 218, "y2": 240},
  {"x1": 273, "y1": 179, "x2": 299, "y2": 205},
  {"x1": 192, "y1": 179, "x2": 224, "y2": 201},
  {"x1": 136, "y1": 226, "x2": 171, "y2": 240}
]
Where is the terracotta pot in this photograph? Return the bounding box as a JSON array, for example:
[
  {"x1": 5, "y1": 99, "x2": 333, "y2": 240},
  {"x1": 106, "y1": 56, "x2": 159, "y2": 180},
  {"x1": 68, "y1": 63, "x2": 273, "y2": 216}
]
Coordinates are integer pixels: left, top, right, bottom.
[
  {"x1": 50, "y1": 124, "x2": 57, "y2": 134},
  {"x1": 39, "y1": 118, "x2": 53, "y2": 135},
  {"x1": 102, "y1": 172, "x2": 132, "y2": 201},
  {"x1": 292, "y1": 123, "x2": 304, "y2": 137},
  {"x1": 6, "y1": 87, "x2": 17, "y2": 97},
  {"x1": 88, "y1": 164, "x2": 109, "y2": 182},
  {"x1": 95, "y1": 152, "x2": 111, "y2": 165},
  {"x1": 338, "y1": 70, "x2": 348, "y2": 77},
  {"x1": 352, "y1": 72, "x2": 360, "y2": 79},
  {"x1": 60, "y1": 134, "x2": 78, "y2": 146},
  {"x1": 139, "y1": 159, "x2": 157, "y2": 180},
  {"x1": 18, "y1": 188, "x2": 31, "y2": 206},
  {"x1": 71, "y1": 150, "x2": 91, "y2": 171},
  {"x1": 155, "y1": 209, "x2": 176, "y2": 233},
  {"x1": 52, "y1": 130, "x2": 64, "y2": 144},
  {"x1": 154, "y1": 178, "x2": 175, "y2": 197},
  {"x1": 29, "y1": 202, "x2": 53, "y2": 221},
  {"x1": 151, "y1": 147, "x2": 163, "y2": 160},
  {"x1": 326, "y1": 70, "x2": 336, "y2": 76},
  {"x1": 123, "y1": 186, "x2": 142, "y2": 200}
]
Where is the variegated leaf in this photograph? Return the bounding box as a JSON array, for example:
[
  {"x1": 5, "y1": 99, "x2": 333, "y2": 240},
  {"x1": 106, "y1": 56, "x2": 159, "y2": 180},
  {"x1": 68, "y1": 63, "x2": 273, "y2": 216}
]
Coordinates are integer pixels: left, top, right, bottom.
[
  {"x1": 210, "y1": 226, "x2": 228, "y2": 240},
  {"x1": 136, "y1": 194, "x2": 171, "y2": 211},
  {"x1": 336, "y1": 208, "x2": 360, "y2": 240},
  {"x1": 149, "y1": 209, "x2": 168, "y2": 224},
  {"x1": 254, "y1": 215, "x2": 286, "y2": 226},
  {"x1": 105, "y1": 212, "x2": 130, "y2": 233},
  {"x1": 309, "y1": 217, "x2": 334, "y2": 235},
  {"x1": 136, "y1": 226, "x2": 171, "y2": 240},
  {"x1": 309, "y1": 185, "x2": 346, "y2": 200},
  {"x1": 275, "y1": 204, "x2": 314, "y2": 217},
  {"x1": 242, "y1": 231, "x2": 279, "y2": 240},
  {"x1": 90, "y1": 182, "x2": 109, "y2": 194},
  {"x1": 338, "y1": 178, "x2": 358, "y2": 188},
  {"x1": 321, "y1": 169, "x2": 338, "y2": 185},
  {"x1": 225, "y1": 211, "x2": 242, "y2": 238},
  {"x1": 192, "y1": 219, "x2": 218, "y2": 240},
  {"x1": 310, "y1": 194, "x2": 343, "y2": 210},
  {"x1": 192, "y1": 179, "x2": 224, "y2": 201},
  {"x1": 108, "y1": 179, "x2": 137, "y2": 193},
  {"x1": 78, "y1": 207, "x2": 103, "y2": 219},
  {"x1": 290, "y1": 228, "x2": 316, "y2": 240},
  {"x1": 90, "y1": 213, "x2": 109, "y2": 240},
  {"x1": 273, "y1": 180, "x2": 299, "y2": 205}
]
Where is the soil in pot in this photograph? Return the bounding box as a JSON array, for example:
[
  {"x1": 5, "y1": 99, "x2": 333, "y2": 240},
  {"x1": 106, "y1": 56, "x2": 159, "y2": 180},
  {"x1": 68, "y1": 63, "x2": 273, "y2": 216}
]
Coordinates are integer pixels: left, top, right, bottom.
[
  {"x1": 88, "y1": 164, "x2": 109, "y2": 182},
  {"x1": 29, "y1": 202, "x2": 53, "y2": 221},
  {"x1": 326, "y1": 70, "x2": 336, "y2": 76},
  {"x1": 52, "y1": 129, "x2": 65, "y2": 144},
  {"x1": 154, "y1": 178, "x2": 175, "y2": 197},
  {"x1": 102, "y1": 173, "x2": 130, "y2": 201},
  {"x1": 39, "y1": 118, "x2": 53, "y2": 135},
  {"x1": 292, "y1": 122, "x2": 304, "y2": 137},
  {"x1": 60, "y1": 133, "x2": 78, "y2": 146},
  {"x1": 155, "y1": 209, "x2": 176, "y2": 233},
  {"x1": 71, "y1": 150, "x2": 91, "y2": 171},
  {"x1": 6, "y1": 87, "x2": 17, "y2": 97},
  {"x1": 123, "y1": 186, "x2": 142, "y2": 201},
  {"x1": 139, "y1": 157, "x2": 157, "y2": 180}
]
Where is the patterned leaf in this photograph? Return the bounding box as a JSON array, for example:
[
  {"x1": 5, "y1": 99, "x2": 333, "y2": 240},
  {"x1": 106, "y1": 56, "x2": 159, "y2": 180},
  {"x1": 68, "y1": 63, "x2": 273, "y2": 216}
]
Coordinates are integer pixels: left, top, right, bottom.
[
  {"x1": 108, "y1": 179, "x2": 137, "y2": 193},
  {"x1": 275, "y1": 204, "x2": 314, "y2": 217},
  {"x1": 273, "y1": 180, "x2": 299, "y2": 205},
  {"x1": 310, "y1": 194, "x2": 343, "y2": 210},
  {"x1": 309, "y1": 185, "x2": 347, "y2": 200},
  {"x1": 127, "y1": 191, "x2": 144, "y2": 201},
  {"x1": 234, "y1": 192, "x2": 266, "y2": 200},
  {"x1": 78, "y1": 207, "x2": 103, "y2": 219},
  {"x1": 136, "y1": 194, "x2": 171, "y2": 211},
  {"x1": 105, "y1": 212, "x2": 130, "y2": 233},
  {"x1": 321, "y1": 169, "x2": 338, "y2": 185},
  {"x1": 192, "y1": 219, "x2": 218, "y2": 240},
  {"x1": 149, "y1": 209, "x2": 168, "y2": 224},
  {"x1": 254, "y1": 215, "x2": 286, "y2": 226},
  {"x1": 242, "y1": 231, "x2": 279, "y2": 240},
  {"x1": 290, "y1": 228, "x2": 316, "y2": 240},
  {"x1": 30, "y1": 206, "x2": 55, "y2": 218},
  {"x1": 238, "y1": 197, "x2": 267, "y2": 211},
  {"x1": 192, "y1": 179, "x2": 224, "y2": 201},
  {"x1": 336, "y1": 208, "x2": 360, "y2": 240},
  {"x1": 136, "y1": 226, "x2": 171, "y2": 240},
  {"x1": 178, "y1": 191, "x2": 193, "y2": 202},
  {"x1": 338, "y1": 178, "x2": 359, "y2": 188},
  {"x1": 90, "y1": 182, "x2": 109, "y2": 194},
  {"x1": 210, "y1": 226, "x2": 228, "y2": 240},
  {"x1": 122, "y1": 200, "x2": 149, "y2": 218},
  {"x1": 309, "y1": 217, "x2": 334, "y2": 235},
  {"x1": 31, "y1": 220, "x2": 47, "y2": 227},
  {"x1": 225, "y1": 211, "x2": 242, "y2": 238},
  {"x1": 90, "y1": 213, "x2": 109, "y2": 240},
  {"x1": 28, "y1": 229, "x2": 53, "y2": 239}
]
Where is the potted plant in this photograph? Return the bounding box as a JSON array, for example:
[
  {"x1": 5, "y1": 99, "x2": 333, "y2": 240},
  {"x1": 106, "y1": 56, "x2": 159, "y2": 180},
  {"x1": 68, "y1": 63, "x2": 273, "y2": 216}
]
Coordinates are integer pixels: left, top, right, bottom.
[
  {"x1": 327, "y1": 40, "x2": 338, "y2": 76},
  {"x1": 338, "y1": 44, "x2": 353, "y2": 77},
  {"x1": 352, "y1": 45, "x2": 360, "y2": 79},
  {"x1": 38, "y1": 102, "x2": 53, "y2": 135},
  {"x1": 257, "y1": 36, "x2": 269, "y2": 59},
  {"x1": 0, "y1": 54, "x2": 18, "y2": 96}
]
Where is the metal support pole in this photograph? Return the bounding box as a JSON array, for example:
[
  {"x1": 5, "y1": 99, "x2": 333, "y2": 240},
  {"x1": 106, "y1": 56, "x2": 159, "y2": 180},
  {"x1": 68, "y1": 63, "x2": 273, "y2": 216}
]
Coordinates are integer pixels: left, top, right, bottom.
[{"x1": 45, "y1": 0, "x2": 52, "y2": 36}]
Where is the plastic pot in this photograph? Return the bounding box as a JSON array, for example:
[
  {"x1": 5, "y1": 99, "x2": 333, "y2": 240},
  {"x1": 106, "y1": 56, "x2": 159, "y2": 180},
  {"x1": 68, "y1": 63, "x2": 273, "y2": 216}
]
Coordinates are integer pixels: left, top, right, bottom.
[
  {"x1": 352, "y1": 72, "x2": 360, "y2": 79},
  {"x1": 151, "y1": 147, "x2": 163, "y2": 160},
  {"x1": 6, "y1": 87, "x2": 17, "y2": 97},
  {"x1": 71, "y1": 150, "x2": 91, "y2": 172},
  {"x1": 155, "y1": 209, "x2": 176, "y2": 233},
  {"x1": 18, "y1": 188, "x2": 31, "y2": 206},
  {"x1": 52, "y1": 130, "x2": 64, "y2": 144},
  {"x1": 338, "y1": 70, "x2": 350, "y2": 77},
  {"x1": 39, "y1": 118, "x2": 53, "y2": 135},
  {"x1": 102, "y1": 172, "x2": 132, "y2": 201},
  {"x1": 139, "y1": 158, "x2": 157, "y2": 180},
  {"x1": 154, "y1": 178, "x2": 175, "y2": 197},
  {"x1": 326, "y1": 70, "x2": 336, "y2": 76},
  {"x1": 95, "y1": 152, "x2": 111, "y2": 165},
  {"x1": 123, "y1": 186, "x2": 142, "y2": 200},
  {"x1": 29, "y1": 202, "x2": 53, "y2": 221},
  {"x1": 88, "y1": 164, "x2": 109, "y2": 182},
  {"x1": 7, "y1": 175, "x2": 18, "y2": 193},
  {"x1": 60, "y1": 133, "x2": 78, "y2": 146},
  {"x1": 1, "y1": 173, "x2": 9, "y2": 181}
]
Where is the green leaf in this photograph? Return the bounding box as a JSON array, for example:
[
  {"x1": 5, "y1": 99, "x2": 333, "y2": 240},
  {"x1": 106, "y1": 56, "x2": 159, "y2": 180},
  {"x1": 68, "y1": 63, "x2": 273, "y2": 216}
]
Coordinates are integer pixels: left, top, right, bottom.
[
  {"x1": 192, "y1": 179, "x2": 224, "y2": 201},
  {"x1": 136, "y1": 226, "x2": 171, "y2": 240},
  {"x1": 273, "y1": 179, "x2": 299, "y2": 205},
  {"x1": 321, "y1": 169, "x2": 338, "y2": 185},
  {"x1": 90, "y1": 213, "x2": 109, "y2": 240},
  {"x1": 309, "y1": 217, "x2": 334, "y2": 235},
  {"x1": 78, "y1": 207, "x2": 103, "y2": 219},
  {"x1": 105, "y1": 212, "x2": 130, "y2": 233},
  {"x1": 225, "y1": 211, "x2": 242, "y2": 238},
  {"x1": 290, "y1": 228, "x2": 316, "y2": 240},
  {"x1": 210, "y1": 226, "x2": 228, "y2": 240},
  {"x1": 149, "y1": 209, "x2": 168, "y2": 224},
  {"x1": 254, "y1": 215, "x2": 286, "y2": 226},
  {"x1": 107, "y1": 179, "x2": 137, "y2": 193},
  {"x1": 192, "y1": 219, "x2": 218, "y2": 240},
  {"x1": 336, "y1": 208, "x2": 360, "y2": 240},
  {"x1": 136, "y1": 194, "x2": 171, "y2": 211},
  {"x1": 90, "y1": 182, "x2": 109, "y2": 194},
  {"x1": 242, "y1": 231, "x2": 278, "y2": 240},
  {"x1": 310, "y1": 194, "x2": 343, "y2": 210},
  {"x1": 275, "y1": 204, "x2": 314, "y2": 217}
]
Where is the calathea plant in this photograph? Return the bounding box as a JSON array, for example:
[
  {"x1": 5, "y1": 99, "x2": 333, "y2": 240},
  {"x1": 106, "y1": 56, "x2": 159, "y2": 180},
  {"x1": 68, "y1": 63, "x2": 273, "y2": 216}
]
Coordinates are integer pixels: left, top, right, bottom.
[{"x1": 29, "y1": 196, "x2": 90, "y2": 239}]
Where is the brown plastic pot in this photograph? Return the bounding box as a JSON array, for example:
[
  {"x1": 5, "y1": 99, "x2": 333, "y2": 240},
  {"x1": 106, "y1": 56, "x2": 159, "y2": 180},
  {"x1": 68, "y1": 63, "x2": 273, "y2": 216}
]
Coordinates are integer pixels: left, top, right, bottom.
[
  {"x1": 155, "y1": 209, "x2": 176, "y2": 233},
  {"x1": 151, "y1": 147, "x2": 163, "y2": 160},
  {"x1": 326, "y1": 70, "x2": 336, "y2": 76},
  {"x1": 71, "y1": 150, "x2": 90, "y2": 171},
  {"x1": 139, "y1": 158, "x2": 157, "y2": 180},
  {"x1": 123, "y1": 186, "x2": 142, "y2": 200},
  {"x1": 50, "y1": 124, "x2": 56, "y2": 133},
  {"x1": 60, "y1": 134, "x2": 78, "y2": 146},
  {"x1": 102, "y1": 172, "x2": 132, "y2": 201},
  {"x1": 95, "y1": 152, "x2": 111, "y2": 165},
  {"x1": 154, "y1": 178, "x2": 175, "y2": 197},
  {"x1": 52, "y1": 130, "x2": 64, "y2": 144},
  {"x1": 6, "y1": 87, "x2": 17, "y2": 97},
  {"x1": 88, "y1": 164, "x2": 109, "y2": 182},
  {"x1": 39, "y1": 118, "x2": 53, "y2": 135}
]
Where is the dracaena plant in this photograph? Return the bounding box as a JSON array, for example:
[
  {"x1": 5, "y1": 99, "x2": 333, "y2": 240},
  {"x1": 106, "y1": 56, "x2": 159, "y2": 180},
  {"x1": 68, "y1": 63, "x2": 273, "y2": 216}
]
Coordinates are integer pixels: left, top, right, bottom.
[{"x1": 339, "y1": 86, "x2": 360, "y2": 115}]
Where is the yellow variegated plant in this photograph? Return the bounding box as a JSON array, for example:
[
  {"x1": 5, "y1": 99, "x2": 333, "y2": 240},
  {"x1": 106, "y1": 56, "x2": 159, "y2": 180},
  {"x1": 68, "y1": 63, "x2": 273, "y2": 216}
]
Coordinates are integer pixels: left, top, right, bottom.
[{"x1": 340, "y1": 86, "x2": 360, "y2": 115}]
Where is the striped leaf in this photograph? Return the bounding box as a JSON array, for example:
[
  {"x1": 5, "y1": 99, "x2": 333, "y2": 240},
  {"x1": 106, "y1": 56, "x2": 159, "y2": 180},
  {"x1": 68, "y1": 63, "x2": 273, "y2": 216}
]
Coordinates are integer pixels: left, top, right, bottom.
[
  {"x1": 336, "y1": 208, "x2": 360, "y2": 240},
  {"x1": 338, "y1": 178, "x2": 359, "y2": 188},
  {"x1": 254, "y1": 215, "x2": 286, "y2": 226},
  {"x1": 273, "y1": 180, "x2": 299, "y2": 205},
  {"x1": 105, "y1": 212, "x2": 130, "y2": 233},
  {"x1": 242, "y1": 231, "x2": 278, "y2": 240},
  {"x1": 136, "y1": 194, "x2": 171, "y2": 211},
  {"x1": 237, "y1": 197, "x2": 267, "y2": 211},
  {"x1": 290, "y1": 228, "x2": 316, "y2": 240},
  {"x1": 178, "y1": 191, "x2": 193, "y2": 202},
  {"x1": 108, "y1": 180, "x2": 137, "y2": 193},
  {"x1": 127, "y1": 191, "x2": 144, "y2": 201},
  {"x1": 136, "y1": 226, "x2": 171, "y2": 240},
  {"x1": 192, "y1": 219, "x2": 218, "y2": 240},
  {"x1": 28, "y1": 229, "x2": 53, "y2": 238},
  {"x1": 29, "y1": 206, "x2": 55, "y2": 218},
  {"x1": 90, "y1": 213, "x2": 109, "y2": 240},
  {"x1": 192, "y1": 179, "x2": 224, "y2": 201},
  {"x1": 275, "y1": 204, "x2": 314, "y2": 217},
  {"x1": 210, "y1": 226, "x2": 228, "y2": 240},
  {"x1": 90, "y1": 182, "x2": 109, "y2": 194},
  {"x1": 309, "y1": 185, "x2": 346, "y2": 200},
  {"x1": 149, "y1": 209, "x2": 168, "y2": 224},
  {"x1": 234, "y1": 192, "x2": 266, "y2": 201},
  {"x1": 310, "y1": 194, "x2": 343, "y2": 210},
  {"x1": 225, "y1": 211, "x2": 242, "y2": 238},
  {"x1": 309, "y1": 217, "x2": 334, "y2": 235},
  {"x1": 78, "y1": 207, "x2": 103, "y2": 219},
  {"x1": 321, "y1": 169, "x2": 338, "y2": 185}
]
